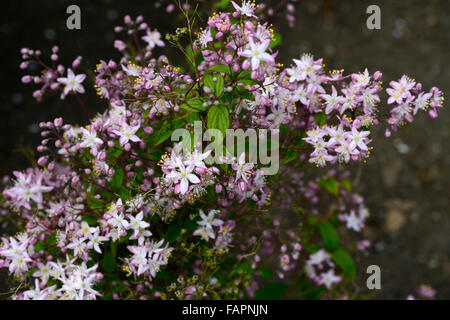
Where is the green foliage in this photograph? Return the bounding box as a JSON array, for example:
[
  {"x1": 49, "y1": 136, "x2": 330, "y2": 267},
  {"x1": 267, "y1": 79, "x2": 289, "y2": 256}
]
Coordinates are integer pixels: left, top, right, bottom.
[
  {"x1": 318, "y1": 222, "x2": 339, "y2": 251},
  {"x1": 318, "y1": 177, "x2": 339, "y2": 196},
  {"x1": 255, "y1": 283, "x2": 288, "y2": 299},
  {"x1": 332, "y1": 248, "x2": 356, "y2": 280},
  {"x1": 207, "y1": 105, "x2": 230, "y2": 136},
  {"x1": 282, "y1": 149, "x2": 299, "y2": 164},
  {"x1": 314, "y1": 112, "x2": 327, "y2": 126}
]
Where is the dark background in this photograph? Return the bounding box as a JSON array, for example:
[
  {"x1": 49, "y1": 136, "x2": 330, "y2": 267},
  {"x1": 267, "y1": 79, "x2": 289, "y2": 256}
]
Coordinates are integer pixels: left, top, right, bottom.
[{"x1": 0, "y1": 0, "x2": 449, "y2": 299}]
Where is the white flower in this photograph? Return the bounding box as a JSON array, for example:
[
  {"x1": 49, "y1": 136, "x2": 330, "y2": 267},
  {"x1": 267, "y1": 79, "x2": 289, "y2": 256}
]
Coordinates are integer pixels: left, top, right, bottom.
[
  {"x1": 197, "y1": 209, "x2": 223, "y2": 230},
  {"x1": 33, "y1": 262, "x2": 52, "y2": 285},
  {"x1": 344, "y1": 210, "x2": 363, "y2": 231},
  {"x1": 142, "y1": 28, "x2": 164, "y2": 48},
  {"x1": 112, "y1": 121, "x2": 141, "y2": 146},
  {"x1": 80, "y1": 127, "x2": 103, "y2": 155},
  {"x1": 128, "y1": 245, "x2": 149, "y2": 275},
  {"x1": 239, "y1": 39, "x2": 273, "y2": 70},
  {"x1": 319, "y1": 270, "x2": 341, "y2": 289},
  {"x1": 67, "y1": 238, "x2": 87, "y2": 257},
  {"x1": 87, "y1": 229, "x2": 108, "y2": 254},
  {"x1": 184, "y1": 149, "x2": 211, "y2": 169},
  {"x1": 232, "y1": 152, "x2": 254, "y2": 184},
  {"x1": 193, "y1": 226, "x2": 215, "y2": 241},
  {"x1": 128, "y1": 211, "x2": 152, "y2": 245},
  {"x1": 322, "y1": 85, "x2": 344, "y2": 114},
  {"x1": 197, "y1": 28, "x2": 213, "y2": 48},
  {"x1": 231, "y1": 1, "x2": 257, "y2": 18},
  {"x1": 57, "y1": 68, "x2": 86, "y2": 96},
  {"x1": 166, "y1": 158, "x2": 200, "y2": 194}
]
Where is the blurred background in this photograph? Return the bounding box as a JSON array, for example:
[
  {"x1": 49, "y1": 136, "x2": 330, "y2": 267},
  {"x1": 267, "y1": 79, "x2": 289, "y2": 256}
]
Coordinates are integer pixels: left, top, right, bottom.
[{"x1": 0, "y1": 0, "x2": 448, "y2": 299}]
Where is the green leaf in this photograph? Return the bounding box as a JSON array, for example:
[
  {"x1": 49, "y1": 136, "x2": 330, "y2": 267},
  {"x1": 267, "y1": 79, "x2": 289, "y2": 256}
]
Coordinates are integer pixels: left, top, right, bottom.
[
  {"x1": 332, "y1": 249, "x2": 356, "y2": 280},
  {"x1": 340, "y1": 179, "x2": 352, "y2": 192},
  {"x1": 258, "y1": 265, "x2": 273, "y2": 280},
  {"x1": 102, "y1": 250, "x2": 116, "y2": 273},
  {"x1": 87, "y1": 197, "x2": 104, "y2": 210},
  {"x1": 269, "y1": 33, "x2": 282, "y2": 49},
  {"x1": 166, "y1": 220, "x2": 182, "y2": 242},
  {"x1": 204, "y1": 73, "x2": 215, "y2": 91},
  {"x1": 314, "y1": 112, "x2": 327, "y2": 126},
  {"x1": 255, "y1": 283, "x2": 288, "y2": 299},
  {"x1": 183, "y1": 97, "x2": 207, "y2": 112},
  {"x1": 150, "y1": 123, "x2": 176, "y2": 147},
  {"x1": 318, "y1": 222, "x2": 339, "y2": 251},
  {"x1": 282, "y1": 149, "x2": 299, "y2": 164},
  {"x1": 184, "y1": 217, "x2": 199, "y2": 231},
  {"x1": 214, "y1": 0, "x2": 230, "y2": 9},
  {"x1": 318, "y1": 178, "x2": 339, "y2": 196},
  {"x1": 112, "y1": 166, "x2": 124, "y2": 191},
  {"x1": 208, "y1": 65, "x2": 230, "y2": 75},
  {"x1": 207, "y1": 105, "x2": 230, "y2": 136},
  {"x1": 215, "y1": 74, "x2": 225, "y2": 97},
  {"x1": 34, "y1": 241, "x2": 46, "y2": 252}
]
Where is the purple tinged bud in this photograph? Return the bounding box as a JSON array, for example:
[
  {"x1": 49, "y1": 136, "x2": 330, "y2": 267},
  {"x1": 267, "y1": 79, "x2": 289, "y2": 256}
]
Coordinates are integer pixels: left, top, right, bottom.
[
  {"x1": 429, "y1": 109, "x2": 438, "y2": 118},
  {"x1": 54, "y1": 117, "x2": 63, "y2": 127},
  {"x1": 97, "y1": 151, "x2": 107, "y2": 161},
  {"x1": 225, "y1": 55, "x2": 233, "y2": 64},
  {"x1": 37, "y1": 156, "x2": 47, "y2": 166},
  {"x1": 373, "y1": 71, "x2": 382, "y2": 81},
  {"x1": 21, "y1": 75, "x2": 32, "y2": 83},
  {"x1": 124, "y1": 15, "x2": 132, "y2": 25},
  {"x1": 108, "y1": 60, "x2": 117, "y2": 69},
  {"x1": 238, "y1": 181, "x2": 247, "y2": 192},
  {"x1": 244, "y1": 21, "x2": 254, "y2": 31},
  {"x1": 32, "y1": 90, "x2": 42, "y2": 99}
]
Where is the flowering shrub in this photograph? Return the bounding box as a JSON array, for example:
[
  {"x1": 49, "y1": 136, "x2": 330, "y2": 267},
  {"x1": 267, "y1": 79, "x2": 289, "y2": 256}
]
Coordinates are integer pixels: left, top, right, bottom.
[{"x1": 0, "y1": 2, "x2": 443, "y2": 300}]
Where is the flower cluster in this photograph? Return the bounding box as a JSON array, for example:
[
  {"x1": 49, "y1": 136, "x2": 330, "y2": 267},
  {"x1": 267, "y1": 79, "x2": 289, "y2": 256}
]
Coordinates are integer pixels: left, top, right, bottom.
[{"x1": 0, "y1": 2, "x2": 443, "y2": 300}]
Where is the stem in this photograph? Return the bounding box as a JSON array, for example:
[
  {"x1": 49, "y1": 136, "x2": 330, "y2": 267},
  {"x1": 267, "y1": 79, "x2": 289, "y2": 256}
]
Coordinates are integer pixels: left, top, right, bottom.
[{"x1": 74, "y1": 93, "x2": 93, "y2": 118}]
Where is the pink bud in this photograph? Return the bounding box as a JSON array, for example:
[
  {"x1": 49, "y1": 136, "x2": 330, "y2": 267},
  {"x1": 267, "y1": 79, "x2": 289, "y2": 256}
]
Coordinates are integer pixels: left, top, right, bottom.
[
  {"x1": 21, "y1": 75, "x2": 32, "y2": 83},
  {"x1": 373, "y1": 71, "x2": 382, "y2": 81},
  {"x1": 124, "y1": 15, "x2": 132, "y2": 25},
  {"x1": 429, "y1": 108, "x2": 438, "y2": 118},
  {"x1": 54, "y1": 117, "x2": 63, "y2": 127},
  {"x1": 37, "y1": 156, "x2": 47, "y2": 166},
  {"x1": 225, "y1": 55, "x2": 233, "y2": 64}
]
